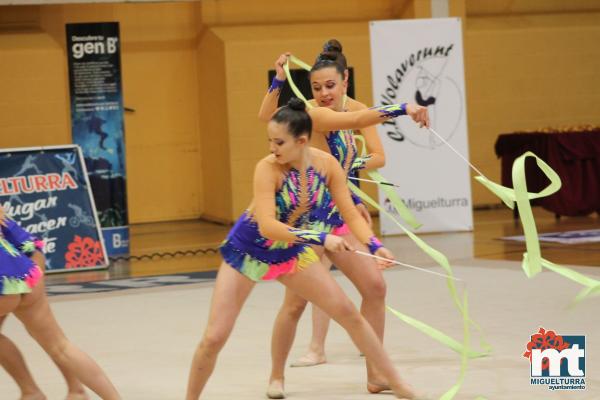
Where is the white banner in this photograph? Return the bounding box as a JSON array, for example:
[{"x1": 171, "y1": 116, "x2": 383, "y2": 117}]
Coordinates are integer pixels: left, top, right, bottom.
[{"x1": 369, "y1": 18, "x2": 473, "y2": 235}]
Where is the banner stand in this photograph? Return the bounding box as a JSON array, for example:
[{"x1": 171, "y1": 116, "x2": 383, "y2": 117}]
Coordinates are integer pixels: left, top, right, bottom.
[
  {"x1": 66, "y1": 21, "x2": 130, "y2": 256},
  {"x1": 369, "y1": 18, "x2": 473, "y2": 234},
  {"x1": 0, "y1": 145, "x2": 108, "y2": 273}
]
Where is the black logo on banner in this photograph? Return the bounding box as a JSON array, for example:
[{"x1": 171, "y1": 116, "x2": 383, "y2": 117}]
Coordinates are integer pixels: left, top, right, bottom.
[{"x1": 378, "y1": 44, "x2": 463, "y2": 149}]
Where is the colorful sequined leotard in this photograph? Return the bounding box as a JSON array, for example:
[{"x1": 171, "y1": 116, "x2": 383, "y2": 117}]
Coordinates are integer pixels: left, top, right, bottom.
[
  {"x1": 220, "y1": 149, "x2": 383, "y2": 282},
  {"x1": 325, "y1": 127, "x2": 371, "y2": 209},
  {"x1": 0, "y1": 219, "x2": 44, "y2": 295},
  {"x1": 309, "y1": 102, "x2": 381, "y2": 233},
  {"x1": 259, "y1": 85, "x2": 407, "y2": 236},
  {"x1": 316, "y1": 103, "x2": 408, "y2": 227}
]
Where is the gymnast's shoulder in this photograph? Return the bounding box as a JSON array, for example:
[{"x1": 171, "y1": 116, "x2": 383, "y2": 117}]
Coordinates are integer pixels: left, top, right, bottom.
[
  {"x1": 344, "y1": 96, "x2": 368, "y2": 111},
  {"x1": 309, "y1": 147, "x2": 340, "y2": 169}
]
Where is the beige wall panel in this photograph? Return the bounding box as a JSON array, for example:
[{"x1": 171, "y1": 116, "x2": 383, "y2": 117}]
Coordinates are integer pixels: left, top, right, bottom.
[
  {"x1": 0, "y1": 2, "x2": 203, "y2": 223},
  {"x1": 465, "y1": 12, "x2": 600, "y2": 204}
]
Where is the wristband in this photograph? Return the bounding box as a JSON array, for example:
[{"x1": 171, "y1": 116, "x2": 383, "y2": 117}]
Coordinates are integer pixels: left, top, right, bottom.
[
  {"x1": 367, "y1": 236, "x2": 383, "y2": 254},
  {"x1": 372, "y1": 103, "x2": 407, "y2": 118},
  {"x1": 269, "y1": 76, "x2": 285, "y2": 93}
]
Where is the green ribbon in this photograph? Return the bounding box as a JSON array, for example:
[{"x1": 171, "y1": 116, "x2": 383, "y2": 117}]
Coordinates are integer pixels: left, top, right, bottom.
[
  {"x1": 351, "y1": 109, "x2": 491, "y2": 361},
  {"x1": 285, "y1": 54, "x2": 490, "y2": 399},
  {"x1": 288, "y1": 54, "x2": 312, "y2": 71},
  {"x1": 353, "y1": 134, "x2": 421, "y2": 229},
  {"x1": 351, "y1": 181, "x2": 490, "y2": 354},
  {"x1": 475, "y1": 151, "x2": 600, "y2": 304},
  {"x1": 441, "y1": 291, "x2": 469, "y2": 400},
  {"x1": 284, "y1": 56, "x2": 312, "y2": 106},
  {"x1": 367, "y1": 169, "x2": 421, "y2": 229}
]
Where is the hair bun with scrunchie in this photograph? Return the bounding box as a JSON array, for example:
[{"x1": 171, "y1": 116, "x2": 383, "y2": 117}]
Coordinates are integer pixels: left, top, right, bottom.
[{"x1": 287, "y1": 97, "x2": 306, "y2": 111}]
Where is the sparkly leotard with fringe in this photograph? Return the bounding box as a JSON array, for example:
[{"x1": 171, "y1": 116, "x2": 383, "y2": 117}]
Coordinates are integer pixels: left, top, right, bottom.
[
  {"x1": 220, "y1": 149, "x2": 383, "y2": 282},
  {"x1": 0, "y1": 219, "x2": 44, "y2": 295},
  {"x1": 325, "y1": 127, "x2": 372, "y2": 212}
]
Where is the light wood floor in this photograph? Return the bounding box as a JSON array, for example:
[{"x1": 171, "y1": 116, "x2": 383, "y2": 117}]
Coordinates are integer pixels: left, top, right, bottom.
[
  {"x1": 45, "y1": 207, "x2": 599, "y2": 285},
  {"x1": 4, "y1": 207, "x2": 599, "y2": 399}
]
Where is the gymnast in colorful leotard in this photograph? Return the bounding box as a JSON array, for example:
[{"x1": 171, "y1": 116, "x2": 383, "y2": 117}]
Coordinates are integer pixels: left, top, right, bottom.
[
  {"x1": 185, "y1": 98, "x2": 419, "y2": 400},
  {"x1": 0, "y1": 207, "x2": 120, "y2": 400},
  {"x1": 258, "y1": 41, "x2": 430, "y2": 398}
]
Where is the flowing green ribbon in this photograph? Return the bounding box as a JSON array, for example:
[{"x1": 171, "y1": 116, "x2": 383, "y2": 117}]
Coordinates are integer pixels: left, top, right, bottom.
[
  {"x1": 351, "y1": 181, "x2": 490, "y2": 353},
  {"x1": 368, "y1": 169, "x2": 421, "y2": 229},
  {"x1": 354, "y1": 131, "x2": 491, "y2": 360},
  {"x1": 442, "y1": 291, "x2": 469, "y2": 399},
  {"x1": 288, "y1": 54, "x2": 312, "y2": 71},
  {"x1": 475, "y1": 151, "x2": 600, "y2": 304},
  {"x1": 284, "y1": 56, "x2": 312, "y2": 106},
  {"x1": 361, "y1": 180, "x2": 489, "y2": 398},
  {"x1": 283, "y1": 52, "x2": 598, "y2": 399},
  {"x1": 285, "y1": 54, "x2": 490, "y2": 399},
  {"x1": 349, "y1": 92, "x2": 490, "y2": 362},
  {"x1": 353, "y1": 134, "x2": 421, "y2": 229}
]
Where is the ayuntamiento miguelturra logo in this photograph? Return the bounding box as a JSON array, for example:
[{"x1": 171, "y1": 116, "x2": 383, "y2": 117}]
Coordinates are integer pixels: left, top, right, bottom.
[{"x1": 524, "y1": 327, "x2": 586, "y2": 391}]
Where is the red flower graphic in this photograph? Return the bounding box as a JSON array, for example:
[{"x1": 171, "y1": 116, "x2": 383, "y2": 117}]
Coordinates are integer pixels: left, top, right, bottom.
[
  {"x1": 523, "y1": 327, "x2": 570, "y2": 370},
  {"x1": 65, "y1": 236, "x2": 104, "y2": 268}
]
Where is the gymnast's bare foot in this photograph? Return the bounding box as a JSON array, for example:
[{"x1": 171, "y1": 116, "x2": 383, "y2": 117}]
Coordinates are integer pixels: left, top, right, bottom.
[
  {"x1": 65, "y1": 391, "x2": 89, "y2": 400},
  {"x1": 390, "y1": 380, "x2": 418, "y2": 399},
  {"x1": 289, "y1": 351, "x2": 326, "y2": 367},
  {"x1": 20, "y1": 392, "x2": 46, "y2": 400},
  {"x1": 266, "y1": 378, "x2": 285, "y2": 399},
  {"x1": 367, "y1": 381, "x2": 391, "y2": 393}
]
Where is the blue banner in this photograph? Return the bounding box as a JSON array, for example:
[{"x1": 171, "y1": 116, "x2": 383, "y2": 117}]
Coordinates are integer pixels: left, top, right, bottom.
[
  {"x1": 0, "y1": 146, "x2": 108, "y2": 273},
  {"x1": 66, "y1": 21, "x2": 129, "y2": 256}
]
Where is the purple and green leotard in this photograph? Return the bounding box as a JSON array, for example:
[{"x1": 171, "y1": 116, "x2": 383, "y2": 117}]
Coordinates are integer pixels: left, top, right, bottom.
[
  {"x1": 1, "y1": 219, "x2": 44, "y2": 296},
  {"x1": 220, "y1": 149, "x2": 383, "y2": 282}
]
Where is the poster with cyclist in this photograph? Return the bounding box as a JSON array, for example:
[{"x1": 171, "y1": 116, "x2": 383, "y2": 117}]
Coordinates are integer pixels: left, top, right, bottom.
[{"x1": 0, "y1": 145, "x2": 108, "y2": 273}]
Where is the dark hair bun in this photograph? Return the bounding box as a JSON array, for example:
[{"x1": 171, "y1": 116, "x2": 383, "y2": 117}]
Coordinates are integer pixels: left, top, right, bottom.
[
  {"x1": 312, "y1": 39, "x2": 347, "y2": 75},
  {"x1": 317, "y1": 51, "x2": 338, "y2": 62},
  {"x1": 272, "y1": 98, "x2": 312, "y2": 138},
  {"x1": 323, "y1": 39, "x2": 343, "y2": 54},
  {"x1": 287, "y1": 97, "x2": 306, "y2": 111}
]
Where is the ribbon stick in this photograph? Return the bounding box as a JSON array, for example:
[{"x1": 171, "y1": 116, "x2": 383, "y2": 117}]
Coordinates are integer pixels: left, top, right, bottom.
[
  {"x1": 349, "y1": 176, "x2": 401, "y2": 188},
  {"x1": 355, "y1": 250, "x2": 463, "y2": 281},
  {"x1": 429, "y1": 128, "x2": 486, "y2": 178}
]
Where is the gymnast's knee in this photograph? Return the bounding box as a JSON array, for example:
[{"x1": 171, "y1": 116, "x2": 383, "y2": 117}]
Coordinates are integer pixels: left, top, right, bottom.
[
  {"x1": 364, "y1": 277, "x2": 387, "y2": 302},
  {"x1": 280, "y1": 297, "x2": 308, "y2": 320},
  {"x1": 327, "y1": 298, "x2": 361, "y2": 326},
  {"x1": 45, "y1": 338, "x2": 70, "y2": 363},
  {"x1": 200, "y1": 328, "x2": 230, "y2": 356}
]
